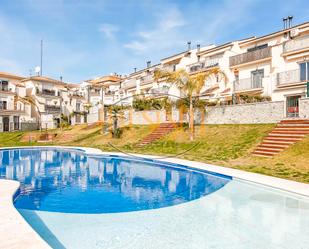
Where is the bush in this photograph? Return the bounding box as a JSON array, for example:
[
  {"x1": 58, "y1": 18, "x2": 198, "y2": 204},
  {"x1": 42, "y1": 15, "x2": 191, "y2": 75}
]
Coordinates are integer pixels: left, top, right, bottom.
[{"x1": 133, "y1": 97, "x2": 171, "y2": 111}]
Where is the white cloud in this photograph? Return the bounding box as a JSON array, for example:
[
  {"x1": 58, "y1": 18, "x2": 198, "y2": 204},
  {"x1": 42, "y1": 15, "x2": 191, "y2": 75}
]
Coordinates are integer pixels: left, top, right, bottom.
[
  {"x1": 99, "y1": 23, "x2": 119, "y2": 38},
  {"x1": 124, "y1": 7, "x2": 187, "y2": 54}
]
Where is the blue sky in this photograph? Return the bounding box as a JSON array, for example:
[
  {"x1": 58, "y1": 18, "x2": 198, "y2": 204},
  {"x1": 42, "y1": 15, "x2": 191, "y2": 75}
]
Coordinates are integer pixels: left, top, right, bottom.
[{"x1": 0, "y1": 0, "x2": 309, "y2": 83}]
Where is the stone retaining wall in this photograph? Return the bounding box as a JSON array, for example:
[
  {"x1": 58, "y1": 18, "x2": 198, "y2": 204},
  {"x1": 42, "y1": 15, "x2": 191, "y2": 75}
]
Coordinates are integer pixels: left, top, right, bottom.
[{"x1": 203, "y1": 101, "x2": 285, "y2": 124}]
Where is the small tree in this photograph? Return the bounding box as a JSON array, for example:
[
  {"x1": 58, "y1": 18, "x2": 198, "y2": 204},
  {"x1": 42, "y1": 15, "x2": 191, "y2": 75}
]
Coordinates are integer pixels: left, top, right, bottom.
[
  {"x1": 107, "y1": 106, "x2": 125, "y2": 138},
  {"x1": 154, "y1": 68, "x2": 225, "y2": 141}
]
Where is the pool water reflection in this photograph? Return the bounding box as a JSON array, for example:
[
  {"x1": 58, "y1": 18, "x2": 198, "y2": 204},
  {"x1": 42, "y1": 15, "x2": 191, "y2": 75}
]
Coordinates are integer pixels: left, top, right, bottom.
[{"x1": 0, "y1": 148, "x2": 230, "y2": 213}]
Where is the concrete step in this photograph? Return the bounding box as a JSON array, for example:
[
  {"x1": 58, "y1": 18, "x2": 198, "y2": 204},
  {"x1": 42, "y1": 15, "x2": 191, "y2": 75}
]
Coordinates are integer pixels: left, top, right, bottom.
[
  {"x1": 256, "y1": 146, "x2": 284, "y2": 152},
  {"x1": 260, "y1": 143, "x2": 290, "y2": 148},
  {"x1": 277, "y1": 124, "x2": 309, "y2": 127},
  {"x1": 265, "y1": 136, "x2": 302, "y2": 141},
  {"x1": 252, "y1": 153, "x2": 273, "y2": 158},
  {"x1": 270, "y1": 130, "x2": 309, "y2": 134},
  {"x1": 254, "y1": 149, "x2": 278, "y2": 155},
  {"x1": 263, "y1": 139, "x2": 296, "y2": 144},
  {"x1": 279, "y1": 120, "x2": 309, "y2": 124},
  {"x1": 274, "y1": 127, "x2": 309, "y2": 130},
  {"x1": 268, "y1": 133, "x2": 305, "y2": 138}
]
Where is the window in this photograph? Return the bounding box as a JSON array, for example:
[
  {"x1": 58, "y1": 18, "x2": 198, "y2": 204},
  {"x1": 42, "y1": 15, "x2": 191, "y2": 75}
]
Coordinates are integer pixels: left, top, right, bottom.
[
  {"x1": 0, "y1": 101, "x2": 7, "y2": 110},
  {"x1": 76, "y1": 102, "x2": 81, "y2": 112},
  {"x1": 251, "y1": 69, "x2": 264, "y2": 88},
  {"x1": 0, "y1": 80, "x2": 9, "y2": 91},
  {"x1": 300, "y1": 62, "x2": 309, "y2": 82}
]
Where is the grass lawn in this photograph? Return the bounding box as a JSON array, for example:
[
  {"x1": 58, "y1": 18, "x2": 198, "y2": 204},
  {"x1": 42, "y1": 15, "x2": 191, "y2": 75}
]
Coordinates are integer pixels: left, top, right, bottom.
[{"x1": 1, "y1": 123, "x2": 309, "y2": 183}]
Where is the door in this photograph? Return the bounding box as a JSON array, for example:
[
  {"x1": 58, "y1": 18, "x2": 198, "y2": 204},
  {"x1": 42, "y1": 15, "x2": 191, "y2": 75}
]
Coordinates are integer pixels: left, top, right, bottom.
[
  {"x1": 286, "y1": 95, "x2": 301, "y2": 118},
  {"x1": 3, "y1": 116, "x2": 10, "y2": 132},
  {"x1": 251, "y1": 69, "x2": 264, "y2": 89},
  {"x1": 13, "y1": 116, "x2": 19, "y2": 130}
]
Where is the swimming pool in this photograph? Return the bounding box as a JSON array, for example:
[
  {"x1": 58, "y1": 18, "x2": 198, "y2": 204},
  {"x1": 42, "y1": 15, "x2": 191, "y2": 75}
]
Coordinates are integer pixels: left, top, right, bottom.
[{"x1": 0, "y1": 147, "x2": 309, "y2": 249}]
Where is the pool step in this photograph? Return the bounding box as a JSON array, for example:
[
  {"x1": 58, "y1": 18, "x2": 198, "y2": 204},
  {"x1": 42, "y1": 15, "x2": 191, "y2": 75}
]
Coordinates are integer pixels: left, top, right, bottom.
[{"x1": 252, "y1": 119, "x2": 309, "y2": 157}]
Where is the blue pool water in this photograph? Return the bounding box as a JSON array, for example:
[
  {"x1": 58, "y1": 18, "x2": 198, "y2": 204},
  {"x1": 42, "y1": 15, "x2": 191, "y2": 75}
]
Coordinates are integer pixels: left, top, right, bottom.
[
  {"x1": 1, "y1": 148, "x2": 309, "y2": 249},
  {"x1": 0, "y1": 148, "x2": 230, "y2": 213}
]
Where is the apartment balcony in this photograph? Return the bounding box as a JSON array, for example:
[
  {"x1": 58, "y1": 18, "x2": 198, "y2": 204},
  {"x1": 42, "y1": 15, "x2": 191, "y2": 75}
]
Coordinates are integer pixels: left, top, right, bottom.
[
  {"x1": 122, "y1": 79, "x2": 136, "y2": 89},
  {"x1": 148, "y1": 87, "x2": 169, "y2": 96},
  {"x1": 234, "y1": 78, "x2": 263, "y2": 92},
  {"x1": 45, "y1": 105, "x2": 61, "y2": 113},
  {"x1": 283, "y1": 35, "x2": 309, "y2": 54},
  {"x1": 140, "y1": 75, "x2": 154, "y2": 85},
  {"x1": 276, "y1": 69, "x2": 306, "y2": 86},
  {"x1": 188, "y1": 58, "x2": 220, "y2": 73},
  {"x1": 162, "y1": 64, "x2": 176, "y2": 72},
  {"x1": 37, "y1": 89, "x2": 60, "y2": 97},
  {"x1": 230, "y1": 47, "x2": 271, "y2": 67}
]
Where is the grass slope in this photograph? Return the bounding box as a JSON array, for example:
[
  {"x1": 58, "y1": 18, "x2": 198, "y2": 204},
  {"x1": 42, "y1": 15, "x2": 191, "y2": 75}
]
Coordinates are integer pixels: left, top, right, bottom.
[{"x1": 0, "y1": 123, "x2": 308, "y2": 183}]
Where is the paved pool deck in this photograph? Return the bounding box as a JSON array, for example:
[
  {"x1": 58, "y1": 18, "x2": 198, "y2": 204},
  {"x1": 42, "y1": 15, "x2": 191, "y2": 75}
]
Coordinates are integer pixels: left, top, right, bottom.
[{"x1": 0, "y1": 146, "x2": 308, "y2": 249}]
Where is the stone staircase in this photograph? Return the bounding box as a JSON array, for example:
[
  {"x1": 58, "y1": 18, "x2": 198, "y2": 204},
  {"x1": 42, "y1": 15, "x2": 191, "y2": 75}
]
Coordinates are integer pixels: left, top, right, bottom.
[
  {"x1": 252, "y1": 119, "x2": 309, "y2": 157},
  {"x1": 136, "y1": 123, "x2": 177, "y2": 147}
]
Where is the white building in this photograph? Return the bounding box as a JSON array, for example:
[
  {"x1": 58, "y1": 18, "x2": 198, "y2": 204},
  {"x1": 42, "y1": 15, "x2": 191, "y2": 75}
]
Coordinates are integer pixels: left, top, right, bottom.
[{"x1": 0, "y1": 72, "x2": 33, "y2": 132}]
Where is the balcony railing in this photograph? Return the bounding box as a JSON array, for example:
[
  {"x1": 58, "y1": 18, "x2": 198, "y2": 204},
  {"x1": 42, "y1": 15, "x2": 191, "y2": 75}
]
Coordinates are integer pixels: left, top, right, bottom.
[
  {"x1": 140, "y1": 75, "x2": 154, "y2": 85},
  {"x1": 37, "y1": 89, "x2": 59, "y2": 97},
  {"x1": 230, "y1": 47, "x2": 271, "y2": 67},
  {"x1": 276, "y1": 69, "x2": 304, "y2": 86},
  {"x1": 149, "y1": 87, "x2": 169, "y2": 96},
  {"x1": 162, "y1": 64, "x2": 176, "y2": 72},
  {"x1": 188, "y1": 58, "x2": 220, "y2": 73},
  {"x1": 234, "y1": 77, "x2": 263, "y2": 91},
  {"x1": 45, "y1": 105, "x2": 61, "y2": 113},
  {"x1": 283, "y1": 35, "x2": 309, "y2": 53},
  {"x1": 122, "y1": 79, "x2": 136, "y2": 89}
]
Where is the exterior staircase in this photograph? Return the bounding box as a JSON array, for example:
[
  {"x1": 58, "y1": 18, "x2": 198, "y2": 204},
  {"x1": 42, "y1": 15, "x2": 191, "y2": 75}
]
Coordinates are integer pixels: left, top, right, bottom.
[
  {"x1": 252, "y1": 119, "x2": 309, "y2": 157},
  {"x1": 136, "y1": 123, "x2": 177, "y2": 147}
]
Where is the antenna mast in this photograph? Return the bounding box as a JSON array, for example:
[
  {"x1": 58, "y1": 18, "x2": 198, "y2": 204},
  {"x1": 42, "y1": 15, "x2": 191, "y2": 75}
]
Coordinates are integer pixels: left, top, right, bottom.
[{"x1": 40, "y1": 40, "x2": 43, "y2": 76}]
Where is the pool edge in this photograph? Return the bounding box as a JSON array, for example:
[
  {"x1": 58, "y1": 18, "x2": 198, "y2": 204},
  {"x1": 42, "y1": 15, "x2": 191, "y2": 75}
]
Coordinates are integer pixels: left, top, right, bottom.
[{"x1": 0, "y1": 145, "x2": 308, "y2": 249}]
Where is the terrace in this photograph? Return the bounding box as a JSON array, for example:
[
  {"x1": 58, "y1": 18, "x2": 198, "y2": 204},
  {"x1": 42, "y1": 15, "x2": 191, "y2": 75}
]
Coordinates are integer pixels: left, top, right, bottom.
[{"x1": 230, "y1": 46, "x2": 271, "y2": 67}]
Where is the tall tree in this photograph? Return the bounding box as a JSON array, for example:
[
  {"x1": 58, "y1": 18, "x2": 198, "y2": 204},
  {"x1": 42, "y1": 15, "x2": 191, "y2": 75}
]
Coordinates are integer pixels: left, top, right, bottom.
[{"x1": 154, "y1": 68, "x2": 225, "y2": 141}]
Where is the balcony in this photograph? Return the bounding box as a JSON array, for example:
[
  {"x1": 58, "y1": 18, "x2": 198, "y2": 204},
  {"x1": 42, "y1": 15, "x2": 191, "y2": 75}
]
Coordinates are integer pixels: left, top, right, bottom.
[
  {"x1": 234, "y1": 77, "x2": 263, "y2": 92},
  {"x1": 122, "y1": 79, "x2": 136, "y2": 89},
  {"x1": 162, "y1": 64, "x2": 176, "y2": 72},
  {"x1": 276, "y1": 69, "x2": 306, "y2": 86},
  {"x1": 230, "y1": 47, "x2": 271, "y2": 67},
  {"x1": 283, "y1": 35, "x2": 309, "y2": 54},
  {"x1": 188, "y1": 58, "x2": 220, "y2": 73},
  {"x1": 148, "y1": 87, "x2": 169, "y2": 96},
  {"x1": 37, "y1": 89, "x2": 60, "y2": 97},
  {"x1": 45, "y1": 105, "x2": 61, "y2": 113},
  {"x1": 140, "y1": 75, "x2": 154, "y2": 85}
]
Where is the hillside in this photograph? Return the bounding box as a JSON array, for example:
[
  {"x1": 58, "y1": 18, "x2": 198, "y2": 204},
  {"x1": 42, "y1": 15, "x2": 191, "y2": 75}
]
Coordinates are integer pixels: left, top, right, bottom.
[{"x1": 0, "y1": 123, "x2": 308, "y2": 183}]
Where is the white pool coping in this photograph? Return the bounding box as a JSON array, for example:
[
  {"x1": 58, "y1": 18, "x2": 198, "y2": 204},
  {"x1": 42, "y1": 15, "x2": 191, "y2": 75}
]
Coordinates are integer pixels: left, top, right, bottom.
[{"x1": 0, "y1": 145, "x2": 308, "y2": 249}]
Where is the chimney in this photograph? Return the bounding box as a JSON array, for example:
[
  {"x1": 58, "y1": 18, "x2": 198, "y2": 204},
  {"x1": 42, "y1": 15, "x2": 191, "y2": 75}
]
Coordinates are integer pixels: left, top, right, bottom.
[
  {"x1": 283, "y1": 17, "x2": 288, "y2": 29},
  {"x1": 288, "y1": 16, "x2": 293, "y2": 28},
  {"x1": 197, "y1": 44, "x2": 200, "y2": 52},
  {"x1": 147, "y1": 61, "x2": 151, "y2": 68},
  {"x1": 187, "y1": 41, "x2": 191, "y2": 51}
]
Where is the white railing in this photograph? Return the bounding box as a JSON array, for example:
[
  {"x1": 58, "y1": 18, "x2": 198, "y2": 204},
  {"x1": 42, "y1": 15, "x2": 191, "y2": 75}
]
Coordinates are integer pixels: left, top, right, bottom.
[
  {"x1": 140, "y1": 75, "x2": 154, "y2": 85},
  {"x1": 204, "y1": 57, "x2": 220, "y2": 68},
  {"x1": 234, "y1": 77, "x2": 263, "y2": 91},
  {"x1": 122, "y1": 79, "x2": 136, "y2": 89},
  {"x1": 162, "y1": 64, "x2": 175, "y2": 72},
  {"x1": 277, "y1": 69, "x2": 301, "y2": 85},
  {"x1": 283, "y1": 35, "x2": 309, "y2": 53}
]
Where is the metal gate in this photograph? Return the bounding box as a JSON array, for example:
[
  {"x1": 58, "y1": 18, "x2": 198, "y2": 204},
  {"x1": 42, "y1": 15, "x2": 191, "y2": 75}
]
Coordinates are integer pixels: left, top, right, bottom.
[{"x1": 286, "y1": 95, "x2": 301, "y2": 117}]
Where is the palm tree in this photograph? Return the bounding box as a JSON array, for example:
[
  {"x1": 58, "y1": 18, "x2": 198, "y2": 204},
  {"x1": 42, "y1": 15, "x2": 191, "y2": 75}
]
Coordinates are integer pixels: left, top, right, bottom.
[
  {"x1": 107, "y1": 106, "x2": 125, "y2": 138},
  {"x1": 154, "y1": 68, "x2": 225, "y2": 141}
]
